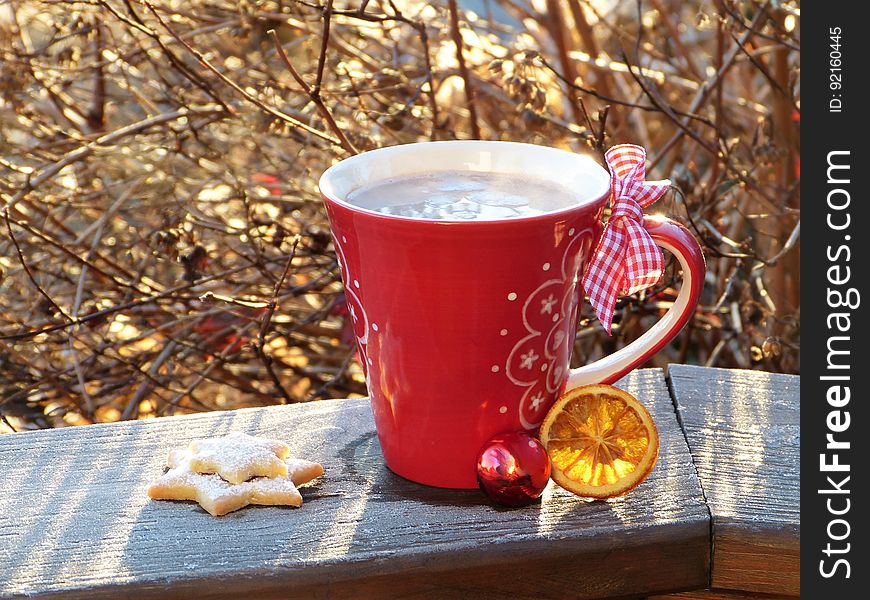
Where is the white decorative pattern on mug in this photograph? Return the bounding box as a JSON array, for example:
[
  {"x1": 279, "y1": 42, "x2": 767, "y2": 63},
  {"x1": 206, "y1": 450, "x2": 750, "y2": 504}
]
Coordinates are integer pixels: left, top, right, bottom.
[
  {"x1": 504, "y1": 226, "x2": 594, "y2": 429},
  {"x1": 333, "y1": 232, "x2": 372, "y2": 390}
]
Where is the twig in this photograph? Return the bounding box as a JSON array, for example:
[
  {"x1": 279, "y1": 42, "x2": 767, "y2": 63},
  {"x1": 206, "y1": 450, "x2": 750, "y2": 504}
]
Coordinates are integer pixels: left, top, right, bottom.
[
  {"x1": 565, "y1": 0, "x2": 617, "y2": 107},
  {"x1": 648, "y1": 0, "x2": 702, "y2": 79},
  {"x1": 415, "y1": 22, "x2": 441, "y2": 139},
  {"x1": 537, "y1": 56, "x2": 715, "y2": 128},
  {"x1": 121, "y1": 340, "x2": 177, "y2": 420},
  {"x1": 87, "y1": 19, "x2": 107, "y2": 132},
  {"x1": 544, "y1": 0, "x2": 583, "y2": 125},
  {"x1": 6, "y1": 211, "x2": 154, "y2": 295},
  {"x1": 66, "y1": 178, "x2": 120, "y2": 419},
  {"x1": 141, "y1": 1, "x2": 344, "y2": 149},
  {"x1": 312, "y1": 0, "x2": 334, "y2": 96},
  {"x1": 307, "y1": 348, "x2": 356, "y2": 401},
  {"x1": 0, "y1": 412, "x2": 17, "y2": 433},
  {"x1": 2, "y1": 106, "x2": 223, "y2": 212},
  {"x1": 647, "y1": 3, "x2": 769, "y2": 169},
  {"x1": 0, "y1": 254, "x2": 300, "y2": 341},
  {"x1": 166, "y1": 321, "x2": 259, "y2": 411},
  {"x1": 447, "y1": 0, "x2": 481, "y2": 138},
  {"x1": 99, "y1": 0, "x2": 232, "y2": 111},
  {"x1": 200, "y1": 291, "x2": 270, "y2": 309},
  {"x1": 595, "y1": 105, "x2": 610, "y2": 155},
  {"x1": 719, "y1": 0, "x2": 800, "y2": 51},
  {"x1": 293, "y1": 0, "x2": 440, "y2": 137},
  {"x1": 3, "y1": 208, "x2": 73, "y2": 323},
  {"x1": 730, "y1": 31, "x2": 798, "y2": 112},
  {"x1": 622, "y1": 51, "x2": 720, "y2": 158},
  {"x1": 255, "y1": 235, "x2": 302, "y2": 404},
  {"x1": 754, "y1": 220, "x2": 800, "y2": 269},
  {"x1": 268, "y1": 29, "x2": 358, "y2": 154}
]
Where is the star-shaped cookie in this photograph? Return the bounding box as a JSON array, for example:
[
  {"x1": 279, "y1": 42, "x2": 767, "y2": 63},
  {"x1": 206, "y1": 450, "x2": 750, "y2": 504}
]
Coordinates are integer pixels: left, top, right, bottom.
[
  {"x1": 147, "y1": 448, "x2": 324, "y2": 516},
  {"x1": 187, "y1": 431, "x2": 291, "y2": 484}
]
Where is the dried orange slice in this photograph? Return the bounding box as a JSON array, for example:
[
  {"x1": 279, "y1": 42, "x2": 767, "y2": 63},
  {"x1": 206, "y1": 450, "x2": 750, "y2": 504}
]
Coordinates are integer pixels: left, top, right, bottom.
[{"x1": 539, "y1": 384, "x2": 659, "y2": 499}]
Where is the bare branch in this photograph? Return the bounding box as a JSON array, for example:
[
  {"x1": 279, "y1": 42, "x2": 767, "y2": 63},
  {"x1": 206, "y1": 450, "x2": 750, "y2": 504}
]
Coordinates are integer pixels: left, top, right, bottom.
[
  {"x1": 447, "y1": 0, "x2": 481, "y2": 139},
  {"x1": 268, "y1": 29, "x2": 358, "y2": 154}
]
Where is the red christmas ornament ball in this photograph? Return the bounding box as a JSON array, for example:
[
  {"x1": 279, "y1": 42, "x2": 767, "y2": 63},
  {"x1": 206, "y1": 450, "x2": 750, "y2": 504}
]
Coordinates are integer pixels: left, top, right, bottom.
[{"x1": 476, "y1": 431, "x2": 551, "y2": 507}]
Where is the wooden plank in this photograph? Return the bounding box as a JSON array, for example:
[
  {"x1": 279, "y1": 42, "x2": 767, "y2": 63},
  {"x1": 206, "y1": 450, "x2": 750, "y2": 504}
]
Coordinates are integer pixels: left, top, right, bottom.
[
  {"x1": 0, "y1": 369, "x2": 709, "y2": 600},
  {"x1": 650, "y1": 589, "x2": 798, "y2": 600},
  {"x1": 667, "y1": 365, "x2": 799, "y2": 597}
]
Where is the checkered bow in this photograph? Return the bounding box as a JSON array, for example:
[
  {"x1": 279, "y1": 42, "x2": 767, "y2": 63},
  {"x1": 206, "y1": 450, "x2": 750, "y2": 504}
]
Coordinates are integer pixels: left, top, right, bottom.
[{"x1": 581, "y1": 144, "x2": 671, "y2": 334}]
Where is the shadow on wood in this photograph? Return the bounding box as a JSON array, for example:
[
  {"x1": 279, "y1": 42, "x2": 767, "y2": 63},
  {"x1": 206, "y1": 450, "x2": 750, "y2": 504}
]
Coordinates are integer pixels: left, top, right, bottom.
[{"x1": 0, "y1": 369, "x2": 709, "y2": 599}]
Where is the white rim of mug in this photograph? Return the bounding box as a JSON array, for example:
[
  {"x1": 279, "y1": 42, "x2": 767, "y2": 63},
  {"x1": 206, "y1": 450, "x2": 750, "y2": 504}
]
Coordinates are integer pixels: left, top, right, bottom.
[{"x1": 318, "y1": 140, "x2": 611, "y2": 225}]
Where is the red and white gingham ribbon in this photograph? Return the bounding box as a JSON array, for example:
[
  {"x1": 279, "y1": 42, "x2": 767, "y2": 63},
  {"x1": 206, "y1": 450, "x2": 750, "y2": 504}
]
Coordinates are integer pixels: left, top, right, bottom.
[{"x1": 582, "y1": 144, "x2": 671, "y2": 334}]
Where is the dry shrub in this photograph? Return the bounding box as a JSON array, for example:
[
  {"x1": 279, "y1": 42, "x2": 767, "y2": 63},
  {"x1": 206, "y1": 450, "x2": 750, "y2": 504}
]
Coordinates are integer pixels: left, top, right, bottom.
[{"x1": 0, "y1": 0, "x2": 799, "y2": 431}]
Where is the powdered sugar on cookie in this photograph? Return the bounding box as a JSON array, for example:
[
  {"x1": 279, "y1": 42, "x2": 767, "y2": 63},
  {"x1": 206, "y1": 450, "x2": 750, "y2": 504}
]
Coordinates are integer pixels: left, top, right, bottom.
[
  {"x1": 187, "y1": 431, "x2": 290, "y2": 484},
  {"x1": 147, "y1": 435, "x2": 324, "y2": 516}
]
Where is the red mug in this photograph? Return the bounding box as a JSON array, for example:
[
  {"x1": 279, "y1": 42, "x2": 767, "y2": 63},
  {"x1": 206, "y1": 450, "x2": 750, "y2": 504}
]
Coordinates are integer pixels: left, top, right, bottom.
[{"x1": 319, "y1": 141, "x2": 704, "y2": 489}]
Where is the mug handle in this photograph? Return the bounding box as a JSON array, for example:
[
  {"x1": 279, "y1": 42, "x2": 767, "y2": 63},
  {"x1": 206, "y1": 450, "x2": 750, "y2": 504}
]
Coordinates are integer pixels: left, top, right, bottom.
[{"x1": 565, "y1": 215, "x2": 706, "y2": 389}]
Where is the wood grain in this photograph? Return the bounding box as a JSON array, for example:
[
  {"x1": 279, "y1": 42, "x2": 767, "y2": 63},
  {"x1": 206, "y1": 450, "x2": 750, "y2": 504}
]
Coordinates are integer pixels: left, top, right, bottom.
[
  {"x1": 0, "y1": 369, "x2": 709, "y2": 599},
  {"x1": 650, "y1": 589, "x2": 798, "y2": 600},
  {"x1": 667, "y1": 365, "x2": 799, "y2": 597}
]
